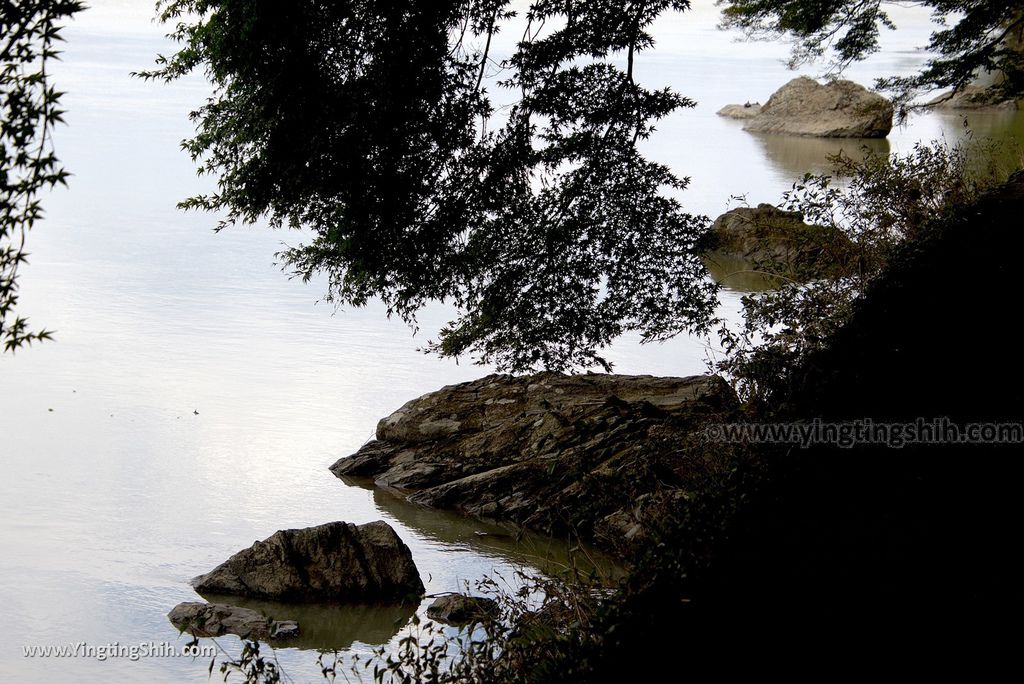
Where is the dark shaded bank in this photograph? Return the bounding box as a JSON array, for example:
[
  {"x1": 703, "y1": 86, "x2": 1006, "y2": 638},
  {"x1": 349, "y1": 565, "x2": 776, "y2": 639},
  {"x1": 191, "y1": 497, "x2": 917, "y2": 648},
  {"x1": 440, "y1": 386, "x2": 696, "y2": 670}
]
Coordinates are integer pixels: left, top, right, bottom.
[
  {"x1": 292, "y1": 175, "x2": 1024, "y2": 683},
  {"x1": 563, "y1": 174, "x2": 1024, "y2": 676},
  {"x1": 719, "y1": 173, "x2": 1024, "y2": 614},
  {"x1": 714, "y1": 172, "x2": 1024, "y2": 617}
]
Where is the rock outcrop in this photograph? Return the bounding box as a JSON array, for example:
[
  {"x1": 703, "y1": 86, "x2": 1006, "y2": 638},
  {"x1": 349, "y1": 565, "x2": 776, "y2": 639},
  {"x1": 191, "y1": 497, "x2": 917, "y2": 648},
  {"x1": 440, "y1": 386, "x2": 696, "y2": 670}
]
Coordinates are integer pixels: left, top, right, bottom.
[
  {"x1": 926, "y1": 85, "x2": 1019, "y2": 110},
  {"x1": 168, "y1": 602, "x2": 299, "y2": 641},
  {"x1": 704, "y1": 203, "x2": 857, "y2": 283},
  {"x1": 426, "y1": 594, "x2": 498, "y2": 625},
  {"x1": 720, "y1": 77, "x2": 893, "y2": 137},
  {"x1": 330, "y1": 373, "x2": 738, "y2": 557},
  {"x1": 592, "y1": 489, "x2": 692, "y2": 551},
  {"x1": 192, "y1": 521, "x2": 424, "y2": 602},
  {"x1": 717, "y1": 102, "x2": 762, "y2": 119}
]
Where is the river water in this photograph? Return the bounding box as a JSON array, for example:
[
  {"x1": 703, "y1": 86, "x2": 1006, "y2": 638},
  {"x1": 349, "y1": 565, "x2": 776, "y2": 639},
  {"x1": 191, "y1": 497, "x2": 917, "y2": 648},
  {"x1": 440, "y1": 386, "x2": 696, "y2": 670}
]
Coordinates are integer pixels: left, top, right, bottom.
[{"x1": 2, "y1": 1, "x2": 1021, "y2": 681}]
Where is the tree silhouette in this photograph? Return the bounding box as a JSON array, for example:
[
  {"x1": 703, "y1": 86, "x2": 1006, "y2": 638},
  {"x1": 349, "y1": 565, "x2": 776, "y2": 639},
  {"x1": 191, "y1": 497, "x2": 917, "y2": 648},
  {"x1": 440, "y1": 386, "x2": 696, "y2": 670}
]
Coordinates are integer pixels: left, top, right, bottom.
[
  {"x1": 0, "y1": 0, "x2": 82, "y2": 352},
  {"x1": 719, "y1": 0, "x2": 1024, "y2": 109},
  {"x1": 142, "y1": 1, "x2": 719, "y2": 371}
]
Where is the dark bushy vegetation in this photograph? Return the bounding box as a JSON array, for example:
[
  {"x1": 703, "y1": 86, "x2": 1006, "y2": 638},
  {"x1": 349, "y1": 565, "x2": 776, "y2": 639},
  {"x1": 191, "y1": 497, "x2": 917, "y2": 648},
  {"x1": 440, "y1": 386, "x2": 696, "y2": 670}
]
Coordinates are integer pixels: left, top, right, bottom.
[
  {"x1": 717, "y1": 140, "x2": 1017, "y2": 402},
  {"x1": 507, "y1": 150, "x2": 1024, "y2": 676},
  {"x1": 141, "y1": 0, "x2": 718, "y2": 372},
  {"x1": 335, "y1": 154, "x2": 1024, "y2": 680},
  {"x1": 719, "y1": 0, "x2": 1024, "y2": 110}
]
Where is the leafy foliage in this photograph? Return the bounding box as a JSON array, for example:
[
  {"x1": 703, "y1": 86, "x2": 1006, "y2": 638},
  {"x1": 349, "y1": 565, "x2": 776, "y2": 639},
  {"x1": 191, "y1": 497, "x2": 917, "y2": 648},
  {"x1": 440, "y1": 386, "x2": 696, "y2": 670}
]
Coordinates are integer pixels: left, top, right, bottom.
[
  {"x1": 0, "y1": 0, "x2": 81, "y2": 352},
  {"x1": 217, "y1": 640, "x2": 282, "y2": 684},
  {"x1": 315, "y1": 571, "x2": 611, "y2": 684},
  {"x1": 141, "y1": 0, "x2": 719, "y2": 371},
  {"x1": 194, "y1": 636, "x2": 282, "y2": 684},
  {"x1": 715, "y1": 139, "x2": 1017, "y2": 401},
  {"x1": 718, "y1": 0, "x2": 1024, "y2": 109}
]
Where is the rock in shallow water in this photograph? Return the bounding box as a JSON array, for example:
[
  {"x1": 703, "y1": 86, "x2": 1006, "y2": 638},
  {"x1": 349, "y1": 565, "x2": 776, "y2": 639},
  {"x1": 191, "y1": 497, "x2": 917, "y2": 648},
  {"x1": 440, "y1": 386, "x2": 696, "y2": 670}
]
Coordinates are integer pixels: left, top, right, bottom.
[
  {"x1": 168, "y1": 602, "x2": 298, "y2": 641},
  {"x1": 720, "y1": 77, "x2": 893, "y2": 138},
  {"x1": 426, "y1": 594, "x2": 498, "y2": 625},
  {"x1": 270, "y1": 620, "x2": 300, "y2": 639},
  {"x1": 705, "y1": 203, "x2": 857, "y2": 282},
  {"x1": 192, "y1": 521, "x2": 424, "y2": 602}
]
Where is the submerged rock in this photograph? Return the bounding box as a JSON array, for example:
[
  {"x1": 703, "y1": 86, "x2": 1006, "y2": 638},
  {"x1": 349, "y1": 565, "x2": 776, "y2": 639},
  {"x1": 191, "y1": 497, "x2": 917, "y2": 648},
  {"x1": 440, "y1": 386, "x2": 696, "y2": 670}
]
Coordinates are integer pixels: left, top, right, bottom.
[
  {"x1": 190, "y1": 592, "x2": 417, "y2": 652},
  {"x1": 722, "y1": 77, "x2": 893, "y2": 138},
  {"x1": 192, "y1": 521, "x2": 424, "y2": 602},
  {"x1": 426, "y1": 594, "x2": 498, "y2": 625},
  {"x1": 704, "y1": 203, "x2": 857, "y2": 283},
  {"x1": 330, "y1": 373, "x2": 738, "y2": 556},
  {"x1": 168, "y1": 602, "x2": 299, "y2": 641},
  {"x1": 270, "y1": 620, "x2": 300, "y2": 639},
  {"x1": 717, "y1": 102, "x2": 762, "y2": 119}
]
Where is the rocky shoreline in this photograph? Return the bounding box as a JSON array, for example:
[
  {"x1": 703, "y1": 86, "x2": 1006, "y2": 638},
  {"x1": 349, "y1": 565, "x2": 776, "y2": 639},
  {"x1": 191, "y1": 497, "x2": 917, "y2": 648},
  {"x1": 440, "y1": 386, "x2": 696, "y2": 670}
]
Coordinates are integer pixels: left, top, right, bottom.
[
  {"x1": 168, "y1": 372, "x2": 738, "y2": 639},
  {"x1": 330, "y1": 372, "x2": 738, "y2": 558}
]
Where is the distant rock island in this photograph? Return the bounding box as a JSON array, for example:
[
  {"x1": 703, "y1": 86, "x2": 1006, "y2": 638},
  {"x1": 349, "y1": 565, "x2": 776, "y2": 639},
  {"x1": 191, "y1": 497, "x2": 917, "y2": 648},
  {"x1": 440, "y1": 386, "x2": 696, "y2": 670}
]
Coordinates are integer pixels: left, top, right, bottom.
[{"x1": 719, "y1": 76, "x2": 893, "y2": 138}]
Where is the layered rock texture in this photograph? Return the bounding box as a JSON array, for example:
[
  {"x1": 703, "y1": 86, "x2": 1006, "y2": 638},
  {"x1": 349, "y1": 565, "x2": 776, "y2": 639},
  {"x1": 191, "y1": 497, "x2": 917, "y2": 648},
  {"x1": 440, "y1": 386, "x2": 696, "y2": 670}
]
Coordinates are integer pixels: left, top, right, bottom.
[
  {"x1": 192, "y1": 521, "x2": 424, "y2": 602},
  {"x1": 720, "y1": 77, "x2": 893, "y2": 137},
  {"x1": 331, "y1": 373, "x2": 738, "y2": 557},
  {"x1": 704, "y1": 203, "x2": 857, "y2": 282}
]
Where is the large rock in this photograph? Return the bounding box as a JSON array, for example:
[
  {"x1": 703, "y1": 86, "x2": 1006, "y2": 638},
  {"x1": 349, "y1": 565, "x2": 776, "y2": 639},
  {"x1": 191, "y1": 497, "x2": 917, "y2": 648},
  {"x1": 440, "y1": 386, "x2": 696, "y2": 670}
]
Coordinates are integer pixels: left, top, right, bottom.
[
  {"x1": 168, "y1": 602, "x2": 299, "y2": 641},
  {"x1": 704, "y1": 203, "x2": 857, "y2": 283},
  {"x1": 721, "y1": 77, "x2": 893, "y2": 137},
  {"x1": 330, "y1": 373, "x2": 738, "y2": 556},
  {"x1": 192, "y1": 521, "x2": 424, "y2": 602}
]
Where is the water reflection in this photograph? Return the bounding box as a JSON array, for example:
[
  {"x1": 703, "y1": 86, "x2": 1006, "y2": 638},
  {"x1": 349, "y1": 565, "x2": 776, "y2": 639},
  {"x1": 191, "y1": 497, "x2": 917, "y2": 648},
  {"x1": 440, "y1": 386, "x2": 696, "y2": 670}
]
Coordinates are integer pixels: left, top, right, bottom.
[
  {"x1": 702, "y1": 252, "x2": 786, "y2": 292},
  {"x1": 183, "y1": 481, "x2": 623, "y2": 653},
  {"x1": 363, "y1": 481, "x2": 623, "y2": 580},
  {"x1": 746, "y1": 108, "x2": 1024, "y2": 185},
  {"x1": 934, "y1": 109, "x2": 1024, "y2": 177},
  {"x1": 750, "y1": 132, "x2": 891, "y2": 179},
  {"x1": 193, "y1": 593, "x2": 416, "y2": 652}
]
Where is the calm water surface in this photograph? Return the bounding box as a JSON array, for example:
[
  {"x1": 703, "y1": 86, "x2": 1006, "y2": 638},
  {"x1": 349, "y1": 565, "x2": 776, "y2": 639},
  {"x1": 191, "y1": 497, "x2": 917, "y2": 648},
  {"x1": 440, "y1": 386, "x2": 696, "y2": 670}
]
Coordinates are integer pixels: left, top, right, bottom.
[{"x1": 2, "y1": 1, "x2": 1022, "y2": 681}]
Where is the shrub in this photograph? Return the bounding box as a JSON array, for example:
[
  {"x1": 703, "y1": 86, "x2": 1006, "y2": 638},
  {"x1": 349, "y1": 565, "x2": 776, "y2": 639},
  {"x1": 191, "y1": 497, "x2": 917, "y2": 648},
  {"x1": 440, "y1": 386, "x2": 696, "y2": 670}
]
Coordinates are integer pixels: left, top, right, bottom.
[{"x1": 714, "y1": 138, "x2": 1020, "y2": 402}]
